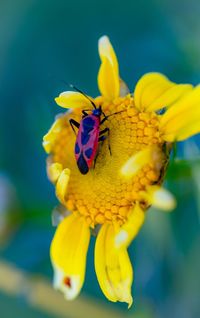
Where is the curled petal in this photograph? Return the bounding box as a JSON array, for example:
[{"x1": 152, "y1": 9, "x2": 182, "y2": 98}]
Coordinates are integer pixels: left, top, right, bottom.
[
  {"x1": 160, "y1": 85, "x2": 200, "y2": 141},
  {"x1": 140, "y1": 185, "x2": 176, "y2": 211},
  {"x1": 55, "y1": 91, "x2": 93, "y2": 109},
  {"x1": 47, "y1": 162, "x2": 63, "y2": 183},
  {"x1": 134, "y1": 72, "x2": 192, "y2": 111},
  {"x1": 95, "y1": 224, "x2": 133, "y2": 308},
  {"x1": 43, "y1": 115, "x2": 66, "y2": 154},
  {"x1": 115, "y1": 204, "x2": 145, "y2": 249},
  {"x1": 98, "y1": 36, "x2": 120, "y2": 100},
  {"x1": 50, "y1": 214, "x2": 90, "y2": 300},
  {"x1": 120, "y1": 147, "x2": 155, "y2": 179},
  {"x1": 56, "y1": 168, "x2": 71, "y2": 204}
]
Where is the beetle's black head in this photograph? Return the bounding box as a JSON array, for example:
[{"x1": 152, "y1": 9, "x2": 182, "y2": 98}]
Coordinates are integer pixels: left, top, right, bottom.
[{"x1": 92, "y1": 106, "x2": 102, "y2": 117}]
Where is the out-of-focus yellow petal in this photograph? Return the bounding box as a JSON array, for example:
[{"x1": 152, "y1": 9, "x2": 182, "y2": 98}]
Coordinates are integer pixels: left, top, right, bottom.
[
  {"x1": 56, "y1": 168, "x2": 71, "y2": 204},
  {"x1": 134, "y1": 72, "x2": 192, "y2": 111},
  {"x1": 50, "y1": 214, "x2": 90, "y2": 300},
  {"x1": 98, "y1": 36, "x2": 120, "y2": 100},
  {"x1": 43, "y1": 115, "x2": 66, "y2": 154},
  {"x1": 160, "y1": 85, "x2": 200, "y2": 141},
  {"x1": 95, "y1": 224, "x2": 133, "y2": 308},
  {"x1": 55, "y1": 91, "x2": 93, "y2": 109},
  {"x1": 120, "y1": 78, "x2": 130, "y2": 97},
  {"x1": 47, "y1": 162, "x2": 63, "y2": 183},
  {"x1": 115, "y1": 204, "x2": 145, "y2": 249},
  {"x1": 172, "y1": 120, "x2": 200, "y2": 141},
  {"x1": 147, "y1": 84, "x2": 193, "y2": 112},
  {"x1": 121, "y1": 147, "x2": 155, "y2": 179},
  {"x1": 140, "y1": 185, "x2": 176, "y2": 211}
]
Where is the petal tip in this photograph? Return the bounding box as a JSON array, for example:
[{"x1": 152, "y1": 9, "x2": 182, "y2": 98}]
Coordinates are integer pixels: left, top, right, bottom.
[
  {"x1": 53, "y1": 265, "x2": 81, "y2": 300},
  {"x1": 145, "y1": 186, "x2": 177, "y2": 211},
  {"x1": 127, "y1": 296, "x2": 133, "y2": 309},
  {"x1": 98, "y1": 35, "x2": 110, "y2": 46}
]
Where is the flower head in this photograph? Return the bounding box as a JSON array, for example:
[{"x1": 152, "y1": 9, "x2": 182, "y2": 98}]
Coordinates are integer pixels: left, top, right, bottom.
[{"x1": 43, "y1": 36, "x2": 200, "y2": 307}]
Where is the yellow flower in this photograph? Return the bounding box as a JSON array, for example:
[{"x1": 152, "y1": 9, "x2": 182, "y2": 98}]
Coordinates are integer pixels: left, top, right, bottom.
[{"x1": 43, "y1": 35, "x2": 200, "y2": 307}]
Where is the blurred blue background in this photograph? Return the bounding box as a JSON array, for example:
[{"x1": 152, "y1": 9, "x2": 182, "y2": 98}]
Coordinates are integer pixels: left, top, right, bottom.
[{"x1": 0, "y1": 0, "x2": 200, "y2": 317}]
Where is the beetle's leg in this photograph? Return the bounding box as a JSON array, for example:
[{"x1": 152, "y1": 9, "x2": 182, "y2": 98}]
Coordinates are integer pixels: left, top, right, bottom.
[
  {"x1": 94, "y1": 151, "x2": 99, "y2": 168},
  {"x1": 107, "y1": 128, "x2": 112, "y2": 156},
  {"x1": 69, "y1": 118, "x2": 80, "y2": 136},
  {"x1": 99, "y1": 127, "x2": 111, "y2": 155},
  {"x1": 98, "y1": 135, "x2": 107, "y2": 142},
  {"x1": 94, "y1": 138, "x2": 105, "y2": 168},
  {"x1": 100, "y1": 116, "x2": 108, "y2": 125},
  {"x1": 99, "y1": 127, "x2": 109, "y2": 136},
  {"x1": 82, "y1": 109, "x2": 91, "y2": 117}
]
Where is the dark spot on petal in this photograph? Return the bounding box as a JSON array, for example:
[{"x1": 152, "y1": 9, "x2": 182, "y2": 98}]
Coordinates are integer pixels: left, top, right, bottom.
[{"x1": 63, "y1": 276, "x2": 72, "y2": 288}]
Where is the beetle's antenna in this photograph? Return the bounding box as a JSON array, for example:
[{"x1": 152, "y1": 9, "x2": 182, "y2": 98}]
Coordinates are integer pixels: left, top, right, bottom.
[
  {"x1": 69, "y1": 84, "x2": 96, "y2": 109},
  {"x1": 107, "y1": 110, "x2": 125, "y2": 118}
]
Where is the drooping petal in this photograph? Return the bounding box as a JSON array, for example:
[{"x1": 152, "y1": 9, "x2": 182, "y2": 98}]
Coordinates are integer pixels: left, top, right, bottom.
[
  {"x1": 160, "y1": 85, "x2": 200, "y2": 141},
  {"x1": 95, "y1": 224, "x2": 133, "y2": 308},
  {"x1": 120, "y1": 147, "x2": 155, "y2": 179},
  {"x1": 140, "y1": 185, "x2": 176, "y2": 211},
  {"x1": 43, "y1": 115, "x2": 66, "y2": 154},
  {"x1": 98, "y1": 36, "x2": 120, "y2": 100},
  {"x1": 50, "y1": 214, "x2": 90, "y2": 300},
  {"x1": 55, "y1": 91, "x2": 94, "y2": 109},
  {"x1": 115, "y1": 204, "x2": 145, "y2": 249},
  {"x1": 56, "y1": 168, "x2": 71, "y2": 205},
  {"x1": 47, "y1": 162, "x2": 63, "y2": 183},
  {"x1": 134, "y1": 72, "x2": 192, "y2": 112}
]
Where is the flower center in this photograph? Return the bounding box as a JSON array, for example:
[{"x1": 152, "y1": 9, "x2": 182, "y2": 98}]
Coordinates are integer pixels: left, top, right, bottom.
[{"x1": 52, "y1": 95, "x2": 167, "y2": 228}]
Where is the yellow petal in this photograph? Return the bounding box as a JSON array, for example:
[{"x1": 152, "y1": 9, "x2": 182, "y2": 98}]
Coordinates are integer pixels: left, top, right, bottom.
[
  {"x1": 55, "y1": 91, "x2": 94, "y2": 109},
  {"x1": 134, "y1": 72, "x2": 192, "y2": 111},
  {"x1": 160, "y1": 85, "x2": 200, "y2": 141},
  {"x1": 95, "y1": 224, "x2": 133, "y2": 308},
  {"x1": 162, "y1": 118, "x2": 200, "y2": 142},
  {"x1": 147, "y1": 84, "x2": 193, "y2": 112},
  {"x1": 115, "y1": 204, "x2": 145, "y2": 249},
  {"x1": 98, "y1": 36, "x2": 120, "y2": 100},
  {"x1": 173, "y1": 120, "x2": 200, "y2": 141},
  {"x1": 47, "y1": 162, "x2": 63, "y2": 183},
  {"x1": 56, "y1": 168, "x2": 71, "y2": 204},
  {"x1": 121, "y1": 147, "x2": 155, "y2": 179},
  {"x1": 50, "y1": 214, "x2": 90, "y2": 300},
  {"x1": 140, "y1": 185, "x2": 176, "y2": 211},
  {"x1": 43, "y1": 115, "x2": 66, "y2": 154}
]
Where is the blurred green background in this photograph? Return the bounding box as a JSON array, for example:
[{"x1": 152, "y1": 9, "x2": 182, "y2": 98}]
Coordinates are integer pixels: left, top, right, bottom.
[{"x1": 0, "y1": 0, "x2": 200, "y2": 317}]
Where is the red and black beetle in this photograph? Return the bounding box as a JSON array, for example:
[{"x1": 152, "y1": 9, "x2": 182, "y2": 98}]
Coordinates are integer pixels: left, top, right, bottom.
[{"x1": 69, "y1": 86, "x2": 121, "y2": 175}]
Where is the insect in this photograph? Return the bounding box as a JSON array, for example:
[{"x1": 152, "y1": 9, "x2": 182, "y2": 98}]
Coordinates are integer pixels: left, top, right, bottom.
[{"x1": 69, "y1": 86, "x2": 122, "y2": 175}]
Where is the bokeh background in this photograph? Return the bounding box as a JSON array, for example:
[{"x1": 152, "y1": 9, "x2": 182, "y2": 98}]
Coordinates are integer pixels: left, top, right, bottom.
[{"x1": 0, "y1": 0, "x2": 200, "y2": 317}]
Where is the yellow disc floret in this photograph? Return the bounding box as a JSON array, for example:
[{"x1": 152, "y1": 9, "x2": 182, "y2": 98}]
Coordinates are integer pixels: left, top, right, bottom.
[{"x1": 47, "y1": 95, "x2": 168, "y2": 228}]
